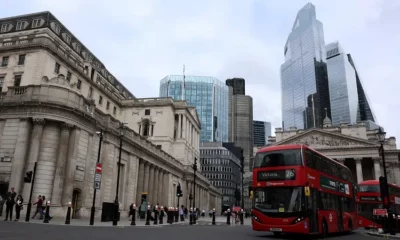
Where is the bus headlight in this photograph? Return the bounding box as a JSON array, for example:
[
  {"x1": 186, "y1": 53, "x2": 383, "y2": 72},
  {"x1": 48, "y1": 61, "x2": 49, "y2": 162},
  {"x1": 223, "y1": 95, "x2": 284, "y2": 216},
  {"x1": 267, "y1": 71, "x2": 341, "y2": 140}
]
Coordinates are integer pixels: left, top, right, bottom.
[
  {"x1": 292, "y1": 216, "x2": 306, "y2": 224},
  {"x1": 253, "y1": 215, "x2": 262, "y2": 223}
]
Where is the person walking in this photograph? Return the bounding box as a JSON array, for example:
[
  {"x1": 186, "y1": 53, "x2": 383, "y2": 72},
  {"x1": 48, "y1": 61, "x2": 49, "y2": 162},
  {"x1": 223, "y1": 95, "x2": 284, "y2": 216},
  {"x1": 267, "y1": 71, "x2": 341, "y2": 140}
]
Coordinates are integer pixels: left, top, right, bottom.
[
  {"x1": 32, "y1": 195, "x2": 44, "y2": 219},
  {"x1": 14, "y1": 195, "x2": 23, "y2": 221},
  {"x1": 4, "y1": 187, "x2": 16, "y2": 221}
]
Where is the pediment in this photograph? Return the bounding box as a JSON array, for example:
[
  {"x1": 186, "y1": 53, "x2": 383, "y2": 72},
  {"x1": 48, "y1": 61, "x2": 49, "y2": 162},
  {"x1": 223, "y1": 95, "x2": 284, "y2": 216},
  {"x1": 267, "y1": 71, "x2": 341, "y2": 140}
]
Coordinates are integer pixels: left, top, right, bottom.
[{"x1": 275, "y1": 129, "x2": 378, "y2": 148}]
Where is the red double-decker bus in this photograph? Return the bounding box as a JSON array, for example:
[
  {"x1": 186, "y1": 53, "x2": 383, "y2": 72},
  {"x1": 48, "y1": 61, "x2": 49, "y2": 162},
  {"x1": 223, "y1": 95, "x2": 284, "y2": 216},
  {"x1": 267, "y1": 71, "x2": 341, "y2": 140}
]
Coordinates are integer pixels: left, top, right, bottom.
[
  {"x1": 357, "y1": 180, "x2": 400, "y2": 229},
  {"x1": 251, "y1": 144, "x2": 357, "y2": 237}
]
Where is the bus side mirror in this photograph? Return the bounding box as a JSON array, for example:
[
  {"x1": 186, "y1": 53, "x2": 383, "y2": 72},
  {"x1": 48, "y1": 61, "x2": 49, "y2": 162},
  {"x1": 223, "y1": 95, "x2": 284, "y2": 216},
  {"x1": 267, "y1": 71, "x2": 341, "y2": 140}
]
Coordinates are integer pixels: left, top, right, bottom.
[{"x1": 304, "y1": 186, "x2": 310, "y2": 196}]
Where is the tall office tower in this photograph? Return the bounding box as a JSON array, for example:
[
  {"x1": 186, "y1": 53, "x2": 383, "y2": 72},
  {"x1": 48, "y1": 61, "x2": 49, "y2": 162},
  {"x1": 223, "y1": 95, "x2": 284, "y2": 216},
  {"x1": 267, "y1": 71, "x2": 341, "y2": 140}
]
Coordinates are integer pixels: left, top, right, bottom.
[
  {"x1": 326, "y1": 42, "x2": 359, "y2": 125},
  {"x1": 159, "y1": 75, "x2": 228, "y2": 142},
  {"x1": 226, "y1": 78, "x2": 253, "y2": 173},
  {"x1": 253, "y1": 121, "x2": 272, "y2": 147},
  {"x1": 281, "y1": 3, "x2": 331, "y2": 130},
  {"x1": 347, "y1": 54, "x2": 377, "y2": 123}
]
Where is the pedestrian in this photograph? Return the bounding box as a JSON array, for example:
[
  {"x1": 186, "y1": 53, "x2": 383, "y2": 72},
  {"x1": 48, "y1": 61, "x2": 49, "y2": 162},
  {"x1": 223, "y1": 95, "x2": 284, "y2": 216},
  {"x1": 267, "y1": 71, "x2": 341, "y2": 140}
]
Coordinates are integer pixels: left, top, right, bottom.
[
  {"x1": 180, "y1": 205, "x2": 184, "y2": 221},
  {"x1": 4, "y1": 187, "x2": 16, "y2": 221},
  {"x1": 0, "y1": 194, "x2": 4, "y2": 217},
  {"x1": 14, "y1": 195, "x2": 23, "y2": 221},
  {"x1": 32, "y1": 195, "x2": 44, "y2": 219},
  {"x1": 129, "y1": 203, "x2": 134, "y2": 221}
]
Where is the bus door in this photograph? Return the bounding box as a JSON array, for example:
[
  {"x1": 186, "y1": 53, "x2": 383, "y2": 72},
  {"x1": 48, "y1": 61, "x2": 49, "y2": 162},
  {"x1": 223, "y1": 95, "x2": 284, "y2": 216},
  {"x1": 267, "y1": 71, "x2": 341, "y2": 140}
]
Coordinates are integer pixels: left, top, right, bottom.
[
  {"x1": 336, "y1": 196, "x2": 344, "y2": 232},
  {"x1": 307, "y1": 188, "x2": 319, "y2": 233}
]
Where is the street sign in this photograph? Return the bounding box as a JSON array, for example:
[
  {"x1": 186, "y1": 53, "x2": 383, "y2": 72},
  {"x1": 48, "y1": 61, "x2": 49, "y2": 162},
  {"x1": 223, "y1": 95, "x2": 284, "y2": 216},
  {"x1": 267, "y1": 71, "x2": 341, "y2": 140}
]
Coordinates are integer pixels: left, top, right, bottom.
[
  {"x1": 96, "y1": 163, "x2": 102, "y2": 174},
  {"x1": 94, "y1": 181, "x2": 101, "y2": 189},
  {"x1": 373, "y1": 209, "x2": 387, "y2": 216},
  {"x1": 94, "y1": 173, "x2": 101, "y2": 182}
]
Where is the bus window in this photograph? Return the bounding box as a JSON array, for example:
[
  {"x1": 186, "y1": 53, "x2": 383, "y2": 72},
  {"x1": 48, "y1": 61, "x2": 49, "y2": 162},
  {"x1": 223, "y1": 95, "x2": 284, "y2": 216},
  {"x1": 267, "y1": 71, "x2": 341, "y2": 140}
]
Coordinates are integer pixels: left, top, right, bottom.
[{"x1": 254, "y1": 150, "x2": 302, "y2": 168}]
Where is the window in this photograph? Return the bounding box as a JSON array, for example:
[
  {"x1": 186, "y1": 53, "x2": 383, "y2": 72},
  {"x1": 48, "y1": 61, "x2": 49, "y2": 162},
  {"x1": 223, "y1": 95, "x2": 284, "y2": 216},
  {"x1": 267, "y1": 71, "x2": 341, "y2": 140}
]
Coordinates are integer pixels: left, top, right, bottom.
[
  {"x1": 145, "y1": 109, "x2": 150, "y2": 115},
  {"x1": 14, "y1": 75, "x2": 22, "y2": 87},
  {"x1": 142, "y1": 120, "x2": 150, "y2": 136},
  {"x1": 113, "y1": 106, "x2": 117, "y2": 115},
  {"x1": 0, "y1": 76, "x2": 4, "y2": 92},
  {"x1": 88, "y1": 87, "x2": 93, "y2": 98},
  {"x1": 254, "y1": 187, "x2": 304, "y2": 213},
  {"x1": 16, "y1": 21, "x2": 24, "y2": 30},
  {"x1": 1, "y1": 56, "x2": 9, "y2": 67},
  {"x1": 98, "y1": 96, "x2": 103, "y2": 105},
  {"x1": 66, "y1": 71, "x2": 71, "y2": 81},
  {"x1": 359, "y1": 185, "x2": 380, "y2": 193},
  {"x1": 54, "y1": 62, "x2": 60, "y2": 74},
  {"x1": 156, "y1": 145, "x2": 162, "y2": 149},
  {"x1": 18, "y1": 55, "x2": 25, "y2": 65},
  {"x1": 106, "y1": 101, "x2": 110, "y2": 110},
  {"x1": 32, "y1": 19, "x2": 40, "y2": 28},
  {"x1": 1, "y1": 24, "x2": 8, "y2": 33},
  {"x1": 254, "y1": 149, "x2": 302, "y2": 168},
  {"x1": 76, "y1": 79, "x2": 82, "y2": 89}
]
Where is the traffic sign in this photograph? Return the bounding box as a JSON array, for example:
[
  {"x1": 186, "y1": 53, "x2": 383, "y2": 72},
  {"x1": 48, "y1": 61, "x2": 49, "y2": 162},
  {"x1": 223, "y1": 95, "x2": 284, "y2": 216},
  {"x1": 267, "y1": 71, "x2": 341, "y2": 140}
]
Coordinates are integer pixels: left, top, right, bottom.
[
  {"x1": 96, "y1": 163, "x2": 102, "y2": 174},
  {"x1": 94, "y1": 181, "x2": 101, "y2": 190},
  {"x1": 94, "y1": 173, "x2": 101, "y2": 182},
  {"x1": 373, "y1": 209, "x2": 387, "y2": 216}
]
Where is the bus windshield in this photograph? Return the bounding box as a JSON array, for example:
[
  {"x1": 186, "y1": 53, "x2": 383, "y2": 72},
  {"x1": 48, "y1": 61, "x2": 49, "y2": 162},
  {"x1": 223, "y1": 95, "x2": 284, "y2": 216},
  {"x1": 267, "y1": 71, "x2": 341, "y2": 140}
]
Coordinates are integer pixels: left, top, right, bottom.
[
  {"x1": 254, "y1": 149, "x2": 302, "y2": 168},
  {"x1": 359, "y1": 185, "x2": 380, "y2": 193},
  {"x1": 254, "y1": 187, "x2": 305, "y2": 213}
]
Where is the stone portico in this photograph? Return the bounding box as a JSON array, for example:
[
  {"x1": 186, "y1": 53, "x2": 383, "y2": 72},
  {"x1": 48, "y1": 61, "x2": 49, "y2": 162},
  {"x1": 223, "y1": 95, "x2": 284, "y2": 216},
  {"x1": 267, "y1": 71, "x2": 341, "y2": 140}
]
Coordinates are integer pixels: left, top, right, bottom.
[{"x1": 268, "y1": 122, "x2": 400, "y2": 185}]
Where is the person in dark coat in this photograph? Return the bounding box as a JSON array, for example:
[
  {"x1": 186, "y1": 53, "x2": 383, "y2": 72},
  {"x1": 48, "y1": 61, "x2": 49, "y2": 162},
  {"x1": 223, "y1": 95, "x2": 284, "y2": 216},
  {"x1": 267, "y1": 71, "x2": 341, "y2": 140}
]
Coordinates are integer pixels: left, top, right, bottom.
[
  {"x1": 14, "y1": 195, "x2": 23, "y2": 221},
  {"x1": 4, "y1": 187, "x2": 16, "y2": 221}
]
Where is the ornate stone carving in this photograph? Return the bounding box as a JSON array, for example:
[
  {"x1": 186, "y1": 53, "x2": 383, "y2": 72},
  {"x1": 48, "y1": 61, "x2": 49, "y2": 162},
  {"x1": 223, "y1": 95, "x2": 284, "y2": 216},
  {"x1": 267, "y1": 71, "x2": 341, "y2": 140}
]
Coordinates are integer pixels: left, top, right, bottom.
[
  {"x1": 156, "y1": 111, "x2": 163, "y2": 115},
  {"x1": 288, "y1": 133, "x2": 365, "y2": 147},
  {"x1": 61, "y1": 122, "x2": 74, "y2": 130},
  {"x1": 373, "y1": 157, "x2": 381, "y2": 163},
  {"x1": 32, "y1": 118, "x2": 46, "y2": 126},
  {"x1": 132, "y1": 111, "x2": 139, "y2": 115}
]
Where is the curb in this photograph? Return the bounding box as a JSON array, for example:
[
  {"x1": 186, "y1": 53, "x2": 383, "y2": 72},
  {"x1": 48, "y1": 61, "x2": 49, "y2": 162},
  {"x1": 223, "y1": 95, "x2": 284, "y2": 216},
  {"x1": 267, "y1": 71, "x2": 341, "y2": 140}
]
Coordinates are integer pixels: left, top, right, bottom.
[
  {"x1": 367, "y1": 232, "x2": 400, "y2": 239},
  {"x1": 15, "y1": 221, "x2": 170, "y2": 228}
]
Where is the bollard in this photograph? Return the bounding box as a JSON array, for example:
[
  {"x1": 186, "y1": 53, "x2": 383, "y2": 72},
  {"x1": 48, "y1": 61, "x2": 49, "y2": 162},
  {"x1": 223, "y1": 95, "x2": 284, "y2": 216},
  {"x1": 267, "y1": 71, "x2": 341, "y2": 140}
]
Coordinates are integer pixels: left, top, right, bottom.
[
  {"x1": 153, "y1": 205, "x2": 158, "y2": 225},
  {"x1": 159, "y1": 206, "x2": 164, "y2": 224},
  {"x1": 226, "y1": 208, "x2": 231, "y2": 225},
  {"x1": 145, "y1": 205, "x2": 151, "y2": 226},
  {"x1": 240, "y1": 209, "x2": 244, "y2": 225},
  {"x1": 131, "y1": 204, "x2": 136, "y2": 226},
  {"x1": 189, "y1": 208, "x2": 193, "y2": 225},
  {"x1": 212, "y1": 208, "x2": 216, "y2": 225},
  {"x1": 65, "y1": 202, "x2": 72, "y2": 225},
  {"x1": 43, "y1": 201, "x2": 51, "y2": 223}
]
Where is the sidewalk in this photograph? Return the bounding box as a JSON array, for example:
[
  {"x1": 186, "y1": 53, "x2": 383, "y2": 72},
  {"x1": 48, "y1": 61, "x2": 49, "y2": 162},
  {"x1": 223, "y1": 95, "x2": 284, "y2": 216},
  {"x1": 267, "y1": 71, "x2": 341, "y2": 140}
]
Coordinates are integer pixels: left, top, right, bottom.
[
  {"x1": 367, "y1": 232, "x2": 400, "y2": 239},
  {"x1": 196, "y1": 216, "x2": 251, "y2": 226}
]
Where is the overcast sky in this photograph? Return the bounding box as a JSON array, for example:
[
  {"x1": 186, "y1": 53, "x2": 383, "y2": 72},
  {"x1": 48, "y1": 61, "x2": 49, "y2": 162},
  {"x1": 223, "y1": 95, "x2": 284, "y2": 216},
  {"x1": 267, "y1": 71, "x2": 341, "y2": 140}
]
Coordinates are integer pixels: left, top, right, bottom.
[{"x1": 4, "y1": 0, "x2": 400, "y2": 144}]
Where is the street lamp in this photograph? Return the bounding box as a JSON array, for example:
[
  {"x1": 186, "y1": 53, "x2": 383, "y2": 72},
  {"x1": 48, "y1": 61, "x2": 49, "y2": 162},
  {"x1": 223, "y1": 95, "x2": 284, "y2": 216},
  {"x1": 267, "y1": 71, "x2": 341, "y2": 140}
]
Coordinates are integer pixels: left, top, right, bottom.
[
  {"x1": 113, "y1": 122, "x2": 126, "y2": 226},
  {"x1": 192, "y1": 157, "x2": 198, "y2": 224},
  {"x1": 189, "y1": 192, "x2": 193, "y2": 225},
  {"x1": 90, "y1": 130, "x2": 103, "y2": 225},
  {"x1": 240, "y1": 152, "x2": 244, "y2": 210}
]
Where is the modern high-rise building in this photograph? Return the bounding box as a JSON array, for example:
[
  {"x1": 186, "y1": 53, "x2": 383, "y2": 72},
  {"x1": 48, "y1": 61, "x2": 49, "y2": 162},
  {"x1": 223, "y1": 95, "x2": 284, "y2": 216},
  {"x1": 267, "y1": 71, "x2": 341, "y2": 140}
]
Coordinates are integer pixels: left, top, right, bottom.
[
  {"x1": 281, "y1": 3, "x2": 331, "y2": 130},
  {"x1": 159, "y1": 75, "x2": 228, "y2": 142},
  {"x1": 326, "y1": 41, "x2": 378, "y2": 126},
  {"x1": 253, "y1": 121, "x2": 271, "y2": 147},
  {"x1": 326, "y1": 42, "x2": 359, "y2": 125},
  {"x1": 226, "y1": 78, "x2": 253, "y2": 173}
]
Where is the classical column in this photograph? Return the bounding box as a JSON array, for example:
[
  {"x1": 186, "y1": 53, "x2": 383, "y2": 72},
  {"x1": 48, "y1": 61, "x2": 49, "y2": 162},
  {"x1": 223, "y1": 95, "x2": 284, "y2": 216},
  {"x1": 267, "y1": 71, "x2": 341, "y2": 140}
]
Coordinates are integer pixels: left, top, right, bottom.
[
  {"x1": 178, "y1": 114, "x2": 182, "y2": 139},
  {"x1": 136, "y1": 159, "x2": 145, "y2": 205},
  {"x1": 182, "y1": 116, "x2": 186, "y2": 140},
  {"x1": 143, "y1": 162, "x2": 150, "y2": 201},
  {"x1": 163, "y1": 172, "x2": 170, "y2": 206},
  {"x1": 157, "y1": 169, "x2": 163, "y2": 205},
  {"x1": 148, "y1": 164, "x2": 155, "y2": 204},
  {"x1": 153, "y1": 167, "x2": 159, "y2": 204},
  {"x1": 51, "y1": 123, "x2": 73, "y2": 205},
  {"x1": 373, "y1": 158, "x2": 382, "y2": 180},
  {"x1": 61, "y1": 127, "x2": 81, "y2": 206},
  {"x1": 9, "y1": 119, "x2": 31, "y2": 194},
  {"x1": 355, "y1": 158, "x2": 363, "y2": 183},
  {"x1": 22, "y1": 118, "x2": 45, "y2": 201}
]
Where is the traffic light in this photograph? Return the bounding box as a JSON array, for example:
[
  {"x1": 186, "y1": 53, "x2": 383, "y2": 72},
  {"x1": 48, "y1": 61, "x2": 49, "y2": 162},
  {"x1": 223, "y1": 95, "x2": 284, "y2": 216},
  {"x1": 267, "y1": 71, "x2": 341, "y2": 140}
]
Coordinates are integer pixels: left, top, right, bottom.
[
  {"x1": 176, "y1": 183, "x2": 183, "y2": 197},
  {"x1": 24, "y1": 171, "x2": 33, "y2": 183}
]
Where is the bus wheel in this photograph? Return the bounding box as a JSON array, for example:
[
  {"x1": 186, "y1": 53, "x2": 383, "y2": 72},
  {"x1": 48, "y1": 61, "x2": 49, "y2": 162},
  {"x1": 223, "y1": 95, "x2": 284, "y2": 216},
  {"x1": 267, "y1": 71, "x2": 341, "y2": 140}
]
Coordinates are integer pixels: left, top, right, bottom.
[
  {"x1": 348, "y1": 220, "x2": 353, "y2": 233},
  {"x1": 321, "y1": 220, "x2": 328, "y2": 238}
]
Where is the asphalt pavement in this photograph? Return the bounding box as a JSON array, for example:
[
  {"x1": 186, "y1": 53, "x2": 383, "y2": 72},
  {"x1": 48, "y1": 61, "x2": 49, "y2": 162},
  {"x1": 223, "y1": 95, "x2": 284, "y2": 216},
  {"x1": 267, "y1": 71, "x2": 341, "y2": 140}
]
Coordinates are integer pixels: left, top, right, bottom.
[{"x1": 0, "y1": 220, "x2": 380, "y2": 240}]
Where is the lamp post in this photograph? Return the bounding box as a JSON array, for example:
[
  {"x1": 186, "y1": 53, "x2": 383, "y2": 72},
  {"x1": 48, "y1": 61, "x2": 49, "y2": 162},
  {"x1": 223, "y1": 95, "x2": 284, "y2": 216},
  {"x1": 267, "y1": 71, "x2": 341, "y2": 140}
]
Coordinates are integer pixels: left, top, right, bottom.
[
  {"x1": 377, "y1": 127, "x2": 395, "y2": 235},
  {"x1": 192, "y1": 157, "x2": 197, "y2": 224},
  {"x1": 113, "y1": 122, "x2": 126, "y2": 226},
  {"x1": 240, "y1": 154, "x2": 244, "y2": 210},
  {"x1": 189, "y1": 193, "x2": 193, "y2": 225},
  {"x1": 90, "y1": 130, "x2": 103, "y2": 225}
]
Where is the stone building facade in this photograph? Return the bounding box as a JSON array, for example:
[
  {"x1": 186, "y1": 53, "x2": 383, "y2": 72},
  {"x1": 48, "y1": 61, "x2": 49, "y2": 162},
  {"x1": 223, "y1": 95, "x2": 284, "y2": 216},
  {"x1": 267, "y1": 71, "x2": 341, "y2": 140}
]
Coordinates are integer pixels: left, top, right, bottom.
[
  {"x1": 268, "y1": 121, "x2": 400, "y2": 185},
  {"x1": 0, "y1": 11, "x2": 221, "y2": 218}
]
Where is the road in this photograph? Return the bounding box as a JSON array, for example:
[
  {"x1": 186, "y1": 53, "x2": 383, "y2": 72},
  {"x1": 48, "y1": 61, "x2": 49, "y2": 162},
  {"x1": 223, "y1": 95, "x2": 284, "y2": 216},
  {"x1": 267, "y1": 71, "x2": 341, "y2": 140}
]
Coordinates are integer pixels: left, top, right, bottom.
[{"x1": 0, "y1": 221, "x2": 377, "y2": 240}]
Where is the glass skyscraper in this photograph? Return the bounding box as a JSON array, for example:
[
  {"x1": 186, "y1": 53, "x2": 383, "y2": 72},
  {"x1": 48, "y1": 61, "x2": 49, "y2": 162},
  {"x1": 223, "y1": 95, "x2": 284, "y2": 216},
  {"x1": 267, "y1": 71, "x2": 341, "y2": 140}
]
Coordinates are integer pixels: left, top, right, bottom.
[
  {"x1": 326, "y1": 42, "x2": 359, "y2": 125},
  {"x1": 159, "y1": 75, "x2": 228, "y2": 142},
  {"x1": 281, "y1": 3, "x2": 331, "y2": 130},
  {"x1": 253, "y1": 121, "x2": 271, "y2": 147}
]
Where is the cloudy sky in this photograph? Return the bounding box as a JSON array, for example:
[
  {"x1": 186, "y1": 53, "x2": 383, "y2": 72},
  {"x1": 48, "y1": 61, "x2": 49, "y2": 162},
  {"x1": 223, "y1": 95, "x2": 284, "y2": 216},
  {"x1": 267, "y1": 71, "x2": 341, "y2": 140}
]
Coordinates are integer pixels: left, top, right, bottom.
[{"x1": 4, "y1": 0, "x2": 400, "y2": 143}]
